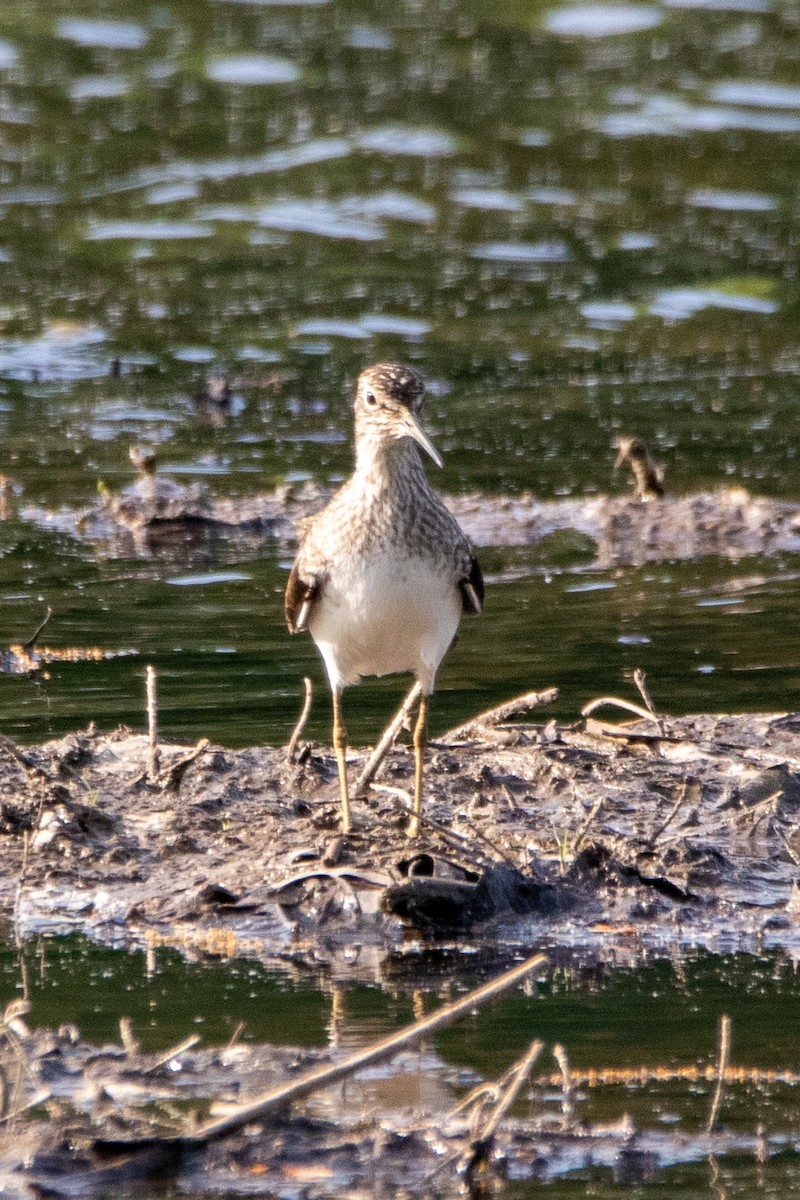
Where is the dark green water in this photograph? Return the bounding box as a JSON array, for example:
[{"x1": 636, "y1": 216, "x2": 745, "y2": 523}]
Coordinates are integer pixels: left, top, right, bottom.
[
  {"x1": 0, "y1": 0, "x2": 799, "y2": 745},
  {"x1": 1, "y1": 1, "x2": 800, "y2": 1190}
]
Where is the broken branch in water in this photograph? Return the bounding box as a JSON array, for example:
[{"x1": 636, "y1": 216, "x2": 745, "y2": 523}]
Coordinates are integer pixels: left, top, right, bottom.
[
  {"x1": 22, "y1": 607, "x2": 53, "y2": 654},
  {"x1": 94, "y1": 950, "x2": 548, "y2": 1153},
  {"x1": 463, "y1": 1036, "x2": 544, "y2": 1187},
  {"x1": 441, "y1": 687, "x2": 559, "y2": 743},
  {"x1": 706, "y1": 1014, "x2": 732, "y2": 1134},
  {"x1": 287, "y1": 676, "x2": 313, "y2": 762}
]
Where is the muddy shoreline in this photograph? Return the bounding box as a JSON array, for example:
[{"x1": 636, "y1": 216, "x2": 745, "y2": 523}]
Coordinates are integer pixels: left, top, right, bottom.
[
  {"x1": 1, "y1": 705, "x2": 799, "y2": 977},
  {"x1": 18, "y1": 481, "x2": 800, "y2": 567},
  {"x1": 1, "y1": 709, "x2": 800, "y2": 1194}
]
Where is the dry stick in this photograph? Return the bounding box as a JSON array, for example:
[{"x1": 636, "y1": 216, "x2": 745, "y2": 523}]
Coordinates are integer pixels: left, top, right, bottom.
[
  {"x1": 21, "y1": 606, "x2": 52, "y2": 653},
  {"x1": 0, "y1": 1090, "x2": 51, "y2": 1126},
  {"x1": 534, "y1": 1062, "x2": 800, "y2": 1088},
  {"x1": 649, "y1": 777, "x2": 690, "y2": 846},
  {"x1": 168, "y1": 952, "x2": 548, "y2": 1147},
  {"x1": 552, "y1": 1043, "x2": 575, "y2": 1130},
  {"x1": 369, "y1": 782, "x2": 515, "y2": 868},
  {"x1": 441, "y1": 687, "x2": 559, "y2": 743},
  {"x1": 354, "y1": 682, "x2": 422, "y2": 796},
  {"x1": 464, "y1": 1037, "x2": 544, "y2": 1180},
  {"x1": 287, "y1": 676, "x2": 313, "y2": 762},
  {"x1": 632, "y1": 667, "x2": 666, "y2": 737},
  {"x1": 0, "y1": 734, "x2": 52, "y2": 781},
  {"x1": 581, "y1": 695, "x2": 660, "y2": 726},
  {"x1": 143, "y1": 1033, "x2": 201, "y2": 1074},
  {"x1": 706, "y1": 1014, "x2": 732, "y2": 1134},
  {"x1": 160, "y1": 738, "x2": 210, "y2": 791},
  {"x1": 146, "y1": 665, "x2": 160, "y2": 785},
  {"x1": 572, "y1": 796, "x2": 605, "y2": 854},
  {"x1": 12, "y1": 831, "x2": 32, "y2": 1005},
  {"x1": 774, "y1": 823, "x2": 800, "y2": 868}
]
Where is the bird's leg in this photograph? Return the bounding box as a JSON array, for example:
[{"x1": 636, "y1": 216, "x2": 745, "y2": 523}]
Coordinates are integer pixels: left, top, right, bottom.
[
  {"x1": 331, "y1": 689, "x2": 351, "y2": 833},
  {"x1": 407, "y1": 692, "x2": 429, "y2": 838}
]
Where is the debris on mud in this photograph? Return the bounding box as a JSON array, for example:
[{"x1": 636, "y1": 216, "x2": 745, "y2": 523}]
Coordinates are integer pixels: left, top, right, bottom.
[
  {"x1": 20, "y1": 479, "x2": 800, "y2": 566},
  {"x1": 0, "y1": 695, "x2": 799, "y2": 969}
]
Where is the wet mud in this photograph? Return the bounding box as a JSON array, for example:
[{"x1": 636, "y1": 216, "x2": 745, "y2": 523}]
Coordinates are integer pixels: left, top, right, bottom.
[
  {"x1": 1, "y1": 711, "x2": 800, "y2": 1193},
  {"x1": 17, "y1": 479, "x2": 800, "y2": 567},
  {"x1": 1, "y1": 707, "x2": 799, "y2": 973}
]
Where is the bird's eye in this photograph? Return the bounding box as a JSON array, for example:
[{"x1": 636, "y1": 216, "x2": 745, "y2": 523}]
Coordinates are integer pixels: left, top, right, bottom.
[{"x1": 365, "y1": 390, "x2": 377, "y2": 406}]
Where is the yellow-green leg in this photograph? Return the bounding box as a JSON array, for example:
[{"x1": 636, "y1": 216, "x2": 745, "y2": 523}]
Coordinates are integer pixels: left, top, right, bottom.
[
  {"x1": 332, "y1": 689, "x2": 352, "y2": 834},
  {"x1": 407, "y1": 693, "x2": 429, "y2": 838}
]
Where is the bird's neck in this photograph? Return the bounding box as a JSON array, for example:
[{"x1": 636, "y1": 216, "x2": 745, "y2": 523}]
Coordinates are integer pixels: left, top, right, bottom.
[{"x1": 353, "y1": 435, "x2": 428, "y2": 492}]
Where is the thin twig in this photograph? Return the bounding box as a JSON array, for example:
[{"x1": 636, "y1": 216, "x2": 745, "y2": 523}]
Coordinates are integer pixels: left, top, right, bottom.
[
  {"x1": 632, "y1": 668, "x2": 665, "y2": 736},
  {"x1": 287, "y1": 677, "x2": 313, "y2": 762},
  {"x1": 159, "y1": 739, "x2": 210, "y2": 791},
  {"x1": 442, "y1": 688, "x2": 559, "y2": 743},
  {"x1": 96, "y1": 952, "x2": 547, "y2": 1150},
  {"x1": 706, "y1": 1014, "x2": 732, "y2": 1134},
  {"x1": 581, "y1": 695, "x2": 661, "y2": 725},
  {"x1": 572, "y1": 796, "x2": 605, "y2": 854},
  {"x1": 464, "y1": 1038, "x2": 544, "y2": 1183},
  {"x1": 0, "y1": 1090, "x2": 51, "y2": 1125},
  {"x1": 774, "y1": 824, "x2": 800, "y2": 868},
  {"x1": 21, "y1": 607, "x2": 52, "y2": 654},
  {"x1": 552, "y1": 1043, "x2": 575, "y2": 1129},
  {"x1": 649, "y1": 777, "x2": 691, "y2": 846},
  {"x1": 146, "y1": 665, "x2": 160, "y2": 785},
  {"x1": 354, "y1": 682, "x2": 422, "y2": 796},
  {"x1": 119, "y1": 1017, "x2": 140, "y2": 1058},
  {"x1": 143, "y1": 1033, "x2": 201, "y2": 1074},
  {"x1": 13, "y1": 831, "x2": 30, "y2": 955},
  {"x1": 368, "y1": 782, "x2": 515, "y2": 867}
]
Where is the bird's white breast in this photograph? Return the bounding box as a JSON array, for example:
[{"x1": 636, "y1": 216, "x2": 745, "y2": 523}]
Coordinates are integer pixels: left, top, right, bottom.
[{"x1": 308, "y1": 551, "x2": 461, "y2": 694}]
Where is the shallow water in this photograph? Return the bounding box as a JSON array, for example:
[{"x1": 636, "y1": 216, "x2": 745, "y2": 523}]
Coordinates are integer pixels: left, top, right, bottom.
[
  {"x1": 7, "y1": 934, "x2": 800, "y2": 1194},
  {"x1": 1, "y1": 1, "x2": 800, "y2": 1190}
]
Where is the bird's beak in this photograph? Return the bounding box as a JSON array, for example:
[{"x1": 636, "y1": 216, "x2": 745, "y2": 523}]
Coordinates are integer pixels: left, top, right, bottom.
[
  {"x1": 612, "y1": 443, "x2": 626, "y2": 473},
  {"x1": 399, "y1": 410, "x2": 444, "y2": 468}
]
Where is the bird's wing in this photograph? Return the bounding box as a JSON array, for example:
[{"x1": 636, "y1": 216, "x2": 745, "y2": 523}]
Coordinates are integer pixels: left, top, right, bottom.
[
  {"x1": 284, "y1": 559, "x2": 321, "y2": 634},
  {"x1": 459, "y1": 553, "x2": 484, "y2": 615}
]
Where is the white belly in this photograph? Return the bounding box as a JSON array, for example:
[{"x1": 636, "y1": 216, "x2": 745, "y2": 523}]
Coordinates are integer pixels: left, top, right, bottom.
[{"x1": 308, "y1": 552, "x2": 461, "y2": 694}]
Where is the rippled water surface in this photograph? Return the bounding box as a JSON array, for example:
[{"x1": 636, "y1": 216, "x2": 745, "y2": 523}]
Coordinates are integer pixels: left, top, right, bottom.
[
  {"x1": 1, "y1": 3, "x2": 800, "y2": 1191},
  {"x1": 1, "y1": 0, "x2": 799, "y2": 744}
]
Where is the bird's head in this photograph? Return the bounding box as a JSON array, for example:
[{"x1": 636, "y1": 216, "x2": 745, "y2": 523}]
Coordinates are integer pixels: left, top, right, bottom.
[{"x1": 354, "y1": 362, "x2": 443, "y2": 468}]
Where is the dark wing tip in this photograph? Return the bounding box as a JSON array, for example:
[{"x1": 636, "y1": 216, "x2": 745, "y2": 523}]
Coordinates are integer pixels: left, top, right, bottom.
[
  {"x1": 460, "y1": 555, "x2": 484, "y2": 615},
  {"x1": 284, "y1": 562, "x2": 318, "y2": 633}
]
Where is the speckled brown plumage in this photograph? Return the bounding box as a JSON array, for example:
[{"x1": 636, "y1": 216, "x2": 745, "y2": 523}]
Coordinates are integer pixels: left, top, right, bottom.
[{"x1": 285, "y1": 362, "x2": 483, "y2": 834}]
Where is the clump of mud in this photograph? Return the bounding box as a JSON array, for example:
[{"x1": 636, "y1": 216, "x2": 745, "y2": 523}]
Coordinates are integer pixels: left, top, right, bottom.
[{"x1": 0, "y1": 704, "x2": 799, "y2": 969}]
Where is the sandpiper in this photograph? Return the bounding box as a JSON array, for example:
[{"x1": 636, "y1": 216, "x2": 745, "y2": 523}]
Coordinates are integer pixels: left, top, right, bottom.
[
  {"x1": 285, "y1": 362, "x2": 483, "y2": 836},
  {"x1": 613, "y1": 436, "x2": 665, "y2": 500}
]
